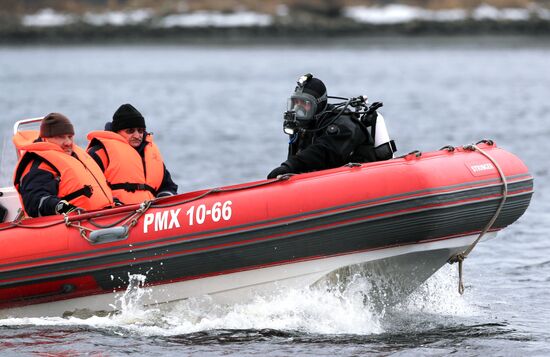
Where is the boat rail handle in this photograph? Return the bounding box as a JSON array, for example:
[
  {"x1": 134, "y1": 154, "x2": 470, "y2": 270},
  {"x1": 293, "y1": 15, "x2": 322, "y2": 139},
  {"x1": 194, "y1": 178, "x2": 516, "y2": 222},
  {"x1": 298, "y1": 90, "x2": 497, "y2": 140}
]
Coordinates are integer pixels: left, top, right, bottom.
[
  {"x1": 13, "y1": 117, "x2": 44, "y2": 136},
  {"x1": 13, "y1": 117, "x2": 44, "y2": 159}
]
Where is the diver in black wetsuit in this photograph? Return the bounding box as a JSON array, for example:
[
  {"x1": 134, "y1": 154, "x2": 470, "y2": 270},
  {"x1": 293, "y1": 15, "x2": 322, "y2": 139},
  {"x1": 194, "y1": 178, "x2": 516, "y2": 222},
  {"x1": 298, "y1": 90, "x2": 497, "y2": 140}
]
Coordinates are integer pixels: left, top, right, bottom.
[{"x1": 267, "y1": 74, "x2": 395, "y2": 179}]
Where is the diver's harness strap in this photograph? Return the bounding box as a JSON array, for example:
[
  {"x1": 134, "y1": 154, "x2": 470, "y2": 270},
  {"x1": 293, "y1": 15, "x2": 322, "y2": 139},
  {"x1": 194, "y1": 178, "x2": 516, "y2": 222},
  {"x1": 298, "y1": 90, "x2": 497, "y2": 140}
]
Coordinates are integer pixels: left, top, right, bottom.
[
  {"x1": 109, "y1": 182, "x2": 156, "y2": 194},
  {"x1": 301, "y1": 98, "x2": 396, "y2": 162},
  {"x1": 60, "y1": 185, "x2": 93, "y2": 202},
  {"x1": 448, "y1": 140, "x2": 508, "y2": 295}
]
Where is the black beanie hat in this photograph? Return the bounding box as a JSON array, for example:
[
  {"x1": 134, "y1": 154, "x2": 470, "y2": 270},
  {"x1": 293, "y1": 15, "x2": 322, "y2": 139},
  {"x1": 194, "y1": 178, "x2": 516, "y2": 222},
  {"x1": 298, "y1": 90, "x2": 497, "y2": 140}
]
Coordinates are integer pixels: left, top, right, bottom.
[
  {"x1": 40, "y1": 113, "x2": 75, "y2": 138},
  {"x1": 302, "y1": 77, "x2": 327, "y2": 113},
  {"x1": 112, "y1": 104, "x2": 146, "y2": 132}
]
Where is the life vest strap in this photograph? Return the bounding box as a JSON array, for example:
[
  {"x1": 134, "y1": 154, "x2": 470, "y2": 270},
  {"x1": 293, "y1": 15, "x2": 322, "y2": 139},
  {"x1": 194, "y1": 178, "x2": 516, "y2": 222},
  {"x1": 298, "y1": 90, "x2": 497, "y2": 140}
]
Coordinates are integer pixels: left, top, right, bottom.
[
  {"x1": 109, "y1": 182, "x2": 156, "y2": 194},
  {"x1": 61, "y1": 185, "x2": 93, "y2": 202}
]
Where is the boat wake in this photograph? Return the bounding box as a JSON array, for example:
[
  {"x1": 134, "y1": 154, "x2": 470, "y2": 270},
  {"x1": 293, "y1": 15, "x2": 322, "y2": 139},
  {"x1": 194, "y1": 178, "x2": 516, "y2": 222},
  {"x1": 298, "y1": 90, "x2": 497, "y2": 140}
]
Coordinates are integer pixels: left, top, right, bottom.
[{"x1": 0, "y1": 265, "x2": 479, "y2": 338}]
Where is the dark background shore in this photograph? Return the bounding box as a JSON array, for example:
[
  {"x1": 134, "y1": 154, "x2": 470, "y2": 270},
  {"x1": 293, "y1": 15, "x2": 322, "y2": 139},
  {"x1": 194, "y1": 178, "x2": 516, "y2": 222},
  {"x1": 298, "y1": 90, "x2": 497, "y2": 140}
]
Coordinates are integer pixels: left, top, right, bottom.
[
  {"x1": 2, "y1": 0, "x2": 550, "y2": 43},
  {"x1": 2, "y1": 23, "x2": 550, "y2": 45}
]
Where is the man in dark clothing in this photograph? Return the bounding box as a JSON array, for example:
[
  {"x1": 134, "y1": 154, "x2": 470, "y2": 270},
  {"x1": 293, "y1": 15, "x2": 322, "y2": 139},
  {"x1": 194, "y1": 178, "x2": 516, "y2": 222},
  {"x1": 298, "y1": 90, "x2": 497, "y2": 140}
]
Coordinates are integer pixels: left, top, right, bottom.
[
  {"x1": 267, "y1": 74, "x2": 376, "y2": 179},
  {"x1": 87, "y1": 104, "x2": 178, "y2": 205}
]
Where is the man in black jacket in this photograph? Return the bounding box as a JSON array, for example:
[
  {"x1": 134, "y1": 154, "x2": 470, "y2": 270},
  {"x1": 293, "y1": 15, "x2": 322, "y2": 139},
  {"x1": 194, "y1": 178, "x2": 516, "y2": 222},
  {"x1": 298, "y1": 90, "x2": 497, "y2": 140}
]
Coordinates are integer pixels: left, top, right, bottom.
[
  {"x1": 87, "y1": 104, "x2": 178, "y2": 204},
  {"x1": 267, "y1": 74, "x2": 375, "y2": 179}
]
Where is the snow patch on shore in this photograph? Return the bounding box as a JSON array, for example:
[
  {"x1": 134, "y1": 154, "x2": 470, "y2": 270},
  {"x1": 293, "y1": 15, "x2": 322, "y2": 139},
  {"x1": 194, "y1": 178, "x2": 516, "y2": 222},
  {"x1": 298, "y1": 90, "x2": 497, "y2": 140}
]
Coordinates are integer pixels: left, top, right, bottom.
[
  {"x1": 344, "y1": 4, "x2": 547, "y2": 24},
  {"x1": 21, "y1": 4, "x2": 550, "y2": 28},
  {"x1": 83, "y1": 9, "x2": 153, "y2": 26},
  {"x1": 22, "y1": 9, "x2": 75, "y2": 27},
  {"x1": 157, "y1": 11, "x2": 272, "y2": 28}
]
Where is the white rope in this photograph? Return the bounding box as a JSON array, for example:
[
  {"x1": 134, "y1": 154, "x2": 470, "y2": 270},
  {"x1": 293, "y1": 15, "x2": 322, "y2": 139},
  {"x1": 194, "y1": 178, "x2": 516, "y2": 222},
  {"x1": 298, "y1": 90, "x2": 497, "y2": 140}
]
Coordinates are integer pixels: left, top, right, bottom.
[{"x1": 450, "y1": 143, "x2": 508, "y2": 294}]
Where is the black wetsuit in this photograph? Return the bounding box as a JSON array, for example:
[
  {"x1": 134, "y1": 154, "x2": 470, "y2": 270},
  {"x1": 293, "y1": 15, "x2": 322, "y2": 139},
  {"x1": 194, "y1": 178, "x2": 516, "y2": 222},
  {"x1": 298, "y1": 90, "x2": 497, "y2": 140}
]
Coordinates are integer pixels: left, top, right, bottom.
[{"x1": 282, "y1": 106, "x2": 376, "y2": 174}]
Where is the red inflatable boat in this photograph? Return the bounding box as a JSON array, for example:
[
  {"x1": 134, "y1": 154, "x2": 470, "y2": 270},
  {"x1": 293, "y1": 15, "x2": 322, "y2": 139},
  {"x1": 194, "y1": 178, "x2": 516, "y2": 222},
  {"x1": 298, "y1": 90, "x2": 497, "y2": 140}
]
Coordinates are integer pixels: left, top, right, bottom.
[{"x1": 0, "y1": 140, "x2": 533, "y2": 318}]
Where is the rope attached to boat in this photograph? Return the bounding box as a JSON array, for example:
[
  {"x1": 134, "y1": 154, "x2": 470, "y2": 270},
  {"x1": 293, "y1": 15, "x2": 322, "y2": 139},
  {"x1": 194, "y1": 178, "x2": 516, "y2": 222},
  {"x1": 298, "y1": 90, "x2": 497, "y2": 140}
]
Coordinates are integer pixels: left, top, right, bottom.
[
  {"x1": 71, "y1": 176, "x2": 291, "y2": 239},
  {"x1": 1, "y1": 174, "x2": 293, "y2": 241},
  {"x1": 449, "y1": 141, "x2": 508, "y2": 294},
  {"x1": 151, "y1": 176, "x2": 291, "y2": 209}
]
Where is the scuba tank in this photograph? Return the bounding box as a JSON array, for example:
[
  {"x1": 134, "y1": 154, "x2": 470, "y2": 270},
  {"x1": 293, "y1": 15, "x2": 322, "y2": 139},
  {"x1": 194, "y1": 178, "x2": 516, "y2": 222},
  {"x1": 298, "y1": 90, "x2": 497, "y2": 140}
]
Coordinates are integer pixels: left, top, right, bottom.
[
  {"x1": 371, "y1": 112, "x2": 396, "y2": 160},
  {"x1": 355, "y1": 100, "x2": 396, "y2": 161}
]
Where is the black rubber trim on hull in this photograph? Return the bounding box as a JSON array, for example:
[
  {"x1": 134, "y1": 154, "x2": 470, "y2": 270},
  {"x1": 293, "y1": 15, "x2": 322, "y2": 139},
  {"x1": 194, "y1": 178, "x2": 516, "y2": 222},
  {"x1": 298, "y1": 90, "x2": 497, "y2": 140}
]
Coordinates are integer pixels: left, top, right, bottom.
[{"x1": 95, "y1": 193, "x2": 532, "y2": 291}]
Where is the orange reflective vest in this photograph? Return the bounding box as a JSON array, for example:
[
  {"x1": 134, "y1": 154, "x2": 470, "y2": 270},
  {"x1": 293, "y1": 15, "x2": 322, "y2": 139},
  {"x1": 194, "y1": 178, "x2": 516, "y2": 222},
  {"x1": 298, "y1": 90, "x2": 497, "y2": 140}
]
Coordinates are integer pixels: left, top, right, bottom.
[
  {"x1": 13, "y1": 142, "x2": 114, "y2": 213},
  {"x1": 86, "y1": 131, "x2": 164, "y2": 204}
]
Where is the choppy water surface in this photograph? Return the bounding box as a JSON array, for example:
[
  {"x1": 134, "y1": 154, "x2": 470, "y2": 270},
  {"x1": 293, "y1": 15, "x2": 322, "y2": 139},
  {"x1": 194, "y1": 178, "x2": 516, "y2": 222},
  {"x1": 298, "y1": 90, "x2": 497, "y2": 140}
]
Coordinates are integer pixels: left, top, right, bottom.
[{"x1": 1, "y1": 37, "x2": 549, "y2": 355}]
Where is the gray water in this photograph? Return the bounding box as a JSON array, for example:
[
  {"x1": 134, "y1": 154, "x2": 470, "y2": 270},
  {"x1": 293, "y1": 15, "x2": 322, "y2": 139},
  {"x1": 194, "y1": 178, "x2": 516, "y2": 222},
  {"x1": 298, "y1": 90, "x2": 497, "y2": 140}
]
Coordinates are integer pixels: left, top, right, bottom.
[{"x1": 0, "y1": 37, "x2": 549, "y2": 356}]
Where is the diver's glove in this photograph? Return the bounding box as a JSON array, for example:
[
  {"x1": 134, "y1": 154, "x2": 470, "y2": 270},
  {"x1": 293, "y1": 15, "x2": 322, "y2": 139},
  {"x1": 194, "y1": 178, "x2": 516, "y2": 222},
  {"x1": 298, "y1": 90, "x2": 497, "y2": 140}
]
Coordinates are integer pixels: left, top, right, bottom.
[
  {"x1": 267, "y1": 163, "x2": 292, "y2": 179},
  {"x1": 55, "y1": 200, "x2": 78, "y2": 215}
]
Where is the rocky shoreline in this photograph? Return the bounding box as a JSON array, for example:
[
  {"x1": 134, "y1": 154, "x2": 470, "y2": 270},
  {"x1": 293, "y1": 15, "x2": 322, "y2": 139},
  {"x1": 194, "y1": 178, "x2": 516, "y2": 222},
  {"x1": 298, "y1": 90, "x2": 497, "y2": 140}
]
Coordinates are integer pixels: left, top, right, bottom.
[
  {"x1": 2, "y1": 3, "x2": 550, "y2": 44},
  {"x1": 2, "y1": 20, "x2": 550, "y2": 45}
]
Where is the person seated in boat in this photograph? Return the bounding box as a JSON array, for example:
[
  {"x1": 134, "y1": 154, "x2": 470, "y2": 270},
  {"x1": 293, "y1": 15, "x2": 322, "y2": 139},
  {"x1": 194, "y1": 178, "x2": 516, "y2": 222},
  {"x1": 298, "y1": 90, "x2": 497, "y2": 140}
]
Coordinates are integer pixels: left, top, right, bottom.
[
  {"x1": 13, "y1": 113, "x2": 115, "y2": 217},
  {"x1": 86, "y1": 103, "x2": 177, "y2": 205},
  {"x1": 267, "y1": 74, "x2": 395, "y2": 179}
]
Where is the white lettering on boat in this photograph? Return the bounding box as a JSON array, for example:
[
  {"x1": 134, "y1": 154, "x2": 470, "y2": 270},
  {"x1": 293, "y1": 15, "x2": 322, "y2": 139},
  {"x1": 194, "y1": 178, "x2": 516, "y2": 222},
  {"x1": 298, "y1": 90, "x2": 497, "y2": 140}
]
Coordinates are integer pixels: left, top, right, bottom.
[
  {"x1": 143, "y1": 208, "x2": 181, "y2": 233},
  {"x1": 186, "y1": 200, "x2": 232, "y2": 226},
  {"x1": 470, "y1": 163, "x2": 494, "y2": 172}
]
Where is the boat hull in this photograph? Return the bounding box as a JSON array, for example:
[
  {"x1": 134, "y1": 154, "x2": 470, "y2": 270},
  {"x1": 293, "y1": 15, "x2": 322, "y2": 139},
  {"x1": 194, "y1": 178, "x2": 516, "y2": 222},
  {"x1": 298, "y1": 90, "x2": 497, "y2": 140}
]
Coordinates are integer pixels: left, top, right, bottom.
[
  {"x1": 0, "y1": 232, "x2": 492, "y2": 318},
  {"x1": 0, "y1": 143, "x2": 533, "y2": 317}
]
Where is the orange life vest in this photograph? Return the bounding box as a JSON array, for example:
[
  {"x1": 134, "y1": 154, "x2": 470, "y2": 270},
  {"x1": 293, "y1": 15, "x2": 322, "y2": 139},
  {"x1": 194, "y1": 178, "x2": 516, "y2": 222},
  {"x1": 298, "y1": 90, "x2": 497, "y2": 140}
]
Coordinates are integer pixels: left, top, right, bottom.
[
  {"x1": 86, "y1": 131, "x2": 164, "y2": 204},
  {"x1": 13, "y1": 142, "x2": 114, "y2": 213}
]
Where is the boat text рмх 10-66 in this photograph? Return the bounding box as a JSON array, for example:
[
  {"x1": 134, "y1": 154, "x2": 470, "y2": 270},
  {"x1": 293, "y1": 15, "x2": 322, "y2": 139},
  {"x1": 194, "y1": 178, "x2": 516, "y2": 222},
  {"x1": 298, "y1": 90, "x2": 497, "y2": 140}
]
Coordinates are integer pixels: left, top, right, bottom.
[{"x1": 143, "y1": 200, "x2": 233, "y2": 233}]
